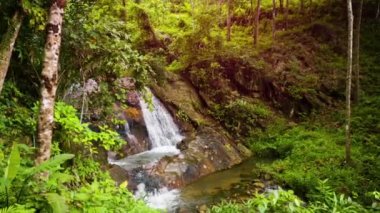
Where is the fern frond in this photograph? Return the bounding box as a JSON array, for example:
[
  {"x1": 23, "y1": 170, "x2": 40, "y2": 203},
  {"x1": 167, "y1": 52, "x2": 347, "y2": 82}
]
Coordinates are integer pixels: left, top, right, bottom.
[
  {"x1": 3, "y1": 143, "x2": 20, "y2": 183},
  {"x1": 44, "y1": 193, "x2": 68, "y2": 213},
  {"x1": 0, "y1": 206, "x2": 15, "y2": 213},
  {"x1": 0, "y1": 205, "x2": 36, "y2": 213},
  {"x1": 23, "y1": 154, "x2": 74, "y2": 176}
]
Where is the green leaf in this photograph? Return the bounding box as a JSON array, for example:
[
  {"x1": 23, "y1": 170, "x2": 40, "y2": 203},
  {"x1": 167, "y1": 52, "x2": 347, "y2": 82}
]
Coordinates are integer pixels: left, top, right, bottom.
[
  {"x1": 45, "y1": 193, "x2": 68, "y2": 213},
  {"x1": 4, "y1": 143, "x2": 20, "y2": 182},
  {"x1": 73, "y1": 193, "x2": 90, "y2": 201},
  {"x1": 24, "y1": 154, "x2": 74, "y2": 176}
]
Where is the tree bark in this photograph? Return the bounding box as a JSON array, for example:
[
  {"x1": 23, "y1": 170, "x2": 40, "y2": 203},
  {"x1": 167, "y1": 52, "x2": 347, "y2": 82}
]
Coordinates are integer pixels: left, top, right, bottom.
[
  {"x1": 279, "y1": 0, "x2": 284, "y2": 13},
  {"x1": 345, "y1": 0, "x2": 354, "y2": 164},
  {"x1": 254, "y1": 0, "x2": 261, "y2": 46},
  {"x1": 272, "y1": 0, "x2": 276, "y2": 41},
  {"x1": 121, "y1": 0, "x2": 127, "y2": 21},
  {"x1": 36, "y1": 0, "x2": 66, "y2": 165},
  {"x1": 300, "y1": 0, "x2": 305, "y2": 14},
  {"x1": 219, "y1": 0, "x2": 223, "y2": 26},
  {"x1": 0, "y1": 11, "x2": 23, "y2": 95},
  {"x1": 285, "y1": 0, "x2": 289, "y2": 29},
  {"x1": 353, "y1": 0, "x2": 363, "y2": 103},
  {"x1": 226, "y1": 0, "x2": 232, "y2": 41}
]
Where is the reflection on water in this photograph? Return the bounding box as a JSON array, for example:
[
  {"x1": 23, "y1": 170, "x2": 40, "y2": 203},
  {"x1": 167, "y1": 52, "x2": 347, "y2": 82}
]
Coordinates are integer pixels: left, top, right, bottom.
[{"x1": 178, "y1": 157, "x2": 260, "y2": 211}]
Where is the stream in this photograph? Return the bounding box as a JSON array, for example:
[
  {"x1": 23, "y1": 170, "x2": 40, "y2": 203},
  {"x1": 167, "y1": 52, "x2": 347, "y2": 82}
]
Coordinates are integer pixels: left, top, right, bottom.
[
  {"x1": 108, "y1": 89, "x2": 264, "y2": 212},
  {"x1": 178, "y1": 157, "x2": 262, "y2": 212}
]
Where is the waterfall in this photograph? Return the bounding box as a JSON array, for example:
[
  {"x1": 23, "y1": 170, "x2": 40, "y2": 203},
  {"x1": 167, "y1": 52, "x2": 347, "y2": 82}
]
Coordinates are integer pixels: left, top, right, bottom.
[
  {"x1": 109, "y1": 88, "x2": 184, "y2": 211},
  {"x1": 109, "y1": 88, "x2": 184, "y2": 170},
  {"x1": 139, "y1": 89, "x2": 184, "y2": 148},
  {"x1": 124, "y1": 121, "x2": 138, "y2": 146}
]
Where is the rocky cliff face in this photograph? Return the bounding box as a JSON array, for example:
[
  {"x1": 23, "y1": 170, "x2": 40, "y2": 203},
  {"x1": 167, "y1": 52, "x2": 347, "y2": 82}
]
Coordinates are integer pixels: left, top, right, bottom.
[{"x1": 109, "y1": 74, "x2": 252, "y2": 189}]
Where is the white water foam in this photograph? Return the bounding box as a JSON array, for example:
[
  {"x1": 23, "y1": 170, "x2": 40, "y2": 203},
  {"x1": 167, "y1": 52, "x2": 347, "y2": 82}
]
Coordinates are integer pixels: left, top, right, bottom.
[
  {"x1": 109, "y1": 146, "x2": 180, "y2": 170},
  {"x1": 139, "y1": 88, "x2": 184, "y2": 148},
  {"x1": 135, "y1": 183, "x2": 180, "y2": 211},
  {"x1": 109, "y1": 88, "x2": 185, "y2": 212}
]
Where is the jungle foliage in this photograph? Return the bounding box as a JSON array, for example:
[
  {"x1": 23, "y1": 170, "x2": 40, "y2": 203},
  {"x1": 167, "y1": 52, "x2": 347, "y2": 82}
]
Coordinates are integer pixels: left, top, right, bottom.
[{"x1": 0, "y1": 0, "x2": 379, "y2": 212}]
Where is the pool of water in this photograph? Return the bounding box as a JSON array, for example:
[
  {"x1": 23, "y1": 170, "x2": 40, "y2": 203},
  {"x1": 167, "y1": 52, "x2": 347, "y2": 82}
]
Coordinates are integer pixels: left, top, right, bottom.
[{"x1": 177, "y1": 157, "x2": 262, "y2": 212}]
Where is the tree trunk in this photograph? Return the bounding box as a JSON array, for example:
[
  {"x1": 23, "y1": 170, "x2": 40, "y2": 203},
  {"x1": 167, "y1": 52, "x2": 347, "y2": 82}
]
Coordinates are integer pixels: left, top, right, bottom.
[
  {"x1": 279, "y1": 0, "x2": 284, "y2": 13},
  {"x1": 272, "y1": 0, "x2": 276, "y2": 40},
  {"x1": 0, "y1": 11, "x2": 23, "y2": 95},
  {"x1": 353, "y1": 0, "x2": 363, "y2": 103},
  {"x1": 308, "y1": 0, "x2": 313, "y2": 22},
  {"x1": 121, "y1": 0, "x2": 127, "y2": 21},
  {"x1": 345, "y1": 0, "x2": 354, "y2": 164},
  {"x1": 219, "y1": 0, "x2": 223, "y2": 26},
  {"x1": 226, "y1": 0, "x2": 232, "y2": 41},
  {"x1": 376, "y1": 0, "x2": 380, "y2": 20},
  {"x1": 254, "y1": 0, "x2": 261, "y2": 46},
  {"x1": 300, "y1": 0, "x2": 305, "y2": 14},
  {"x1": 36, "y1": 0, "x2": 66, "y2": 165},
  {"x1": 285, "y1": 0, "x2": 289, "y2": 29}
]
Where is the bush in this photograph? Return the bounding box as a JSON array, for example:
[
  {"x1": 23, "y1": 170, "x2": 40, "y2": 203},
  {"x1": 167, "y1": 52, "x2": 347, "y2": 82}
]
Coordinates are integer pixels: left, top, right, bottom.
[
  {"x1": 249, "y1": 126, "x2": 364, "y2": 197},
  {"x1": 0, "y1": 83, "x2": 36, "y2": 139},
  {"x1": 212, "y1": 99, "x2": 272, "y2": 137},
  {"x1": 54, "y1": 102, "x2": 125, "y2": 153},
  {"x1": 210, "y1": 181, "x2": 376, "y2": 213},
  {"x1": 249, "y1": 124, "x2": 380, "y2": 205},
  {"x1": 0, "y1": 143, "x2": 157, "y2": 213}
]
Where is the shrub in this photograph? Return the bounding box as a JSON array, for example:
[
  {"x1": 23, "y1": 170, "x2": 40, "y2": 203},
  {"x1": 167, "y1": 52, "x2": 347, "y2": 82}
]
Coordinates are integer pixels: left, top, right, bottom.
[
  {"x1": 210, "y1": 181, "x2": 375, "y2": 213},
  {"x1": 212, "y1": 99, "x2": 272, "y2": 137},
  {"x1": 54, "y1": 102, "x2": 125, "y2": 153}
]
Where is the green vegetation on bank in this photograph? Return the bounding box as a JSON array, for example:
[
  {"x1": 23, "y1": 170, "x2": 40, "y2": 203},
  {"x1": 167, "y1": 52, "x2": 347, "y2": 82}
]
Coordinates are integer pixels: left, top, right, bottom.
[
  {"x1": 1, "y1": 0, "x2": 379, "y2": 212},
  {"x1": 210, "y1": 20, "x2": 380, "y2": 211}
]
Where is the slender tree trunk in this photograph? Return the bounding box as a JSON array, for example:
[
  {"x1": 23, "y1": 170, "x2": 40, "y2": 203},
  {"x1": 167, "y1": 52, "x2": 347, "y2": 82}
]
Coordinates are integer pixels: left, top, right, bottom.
[
  {"x1": 219, "y1": 0, "x2": 223, "y2": 26},
  {"x1": 300, "y1": 0, "x2": 305, "y2": 14},
  {"x1": 353, "y1": 0, "x2": 363, "y2": 103},
  {"x1": 254, "y1": 0, "x2": 261, "y2": 46},
  {"x1": 376, "y1": 0, "x2": 380, "y2": 19},
  {"x1": 121, "y1": 0, "x2": 127, "y2": 21},
  {"x1": 272, "y1": 0, "x2": 276, "y2": 40},
  {"x1": 226, "y1": 0, "x2": 232, "y2": 41},
  {"x1": 250, "y1": 0, "x2": 255, "y2": 25},
  {"x1": 36, "y1": 0, "x2": 66, "y2": 165},
  {"x1": 0, "y1": 11, "x2": 23, "y2": 95},
  {"x1": 308, "y1": 0, "x2": 313, "y2": 22},
  {"x1": 285, "y1": 0, "x2": 289, "y2": 29},
  {"x1": 345, "y1": 0, "x2": 354, "y2": 164},
  {"x1": 191, "y1": 0, "x2": 195, "y2": 30},
  {"x1": 279, "y1": 0, "x2": 284, "y2": 13}
]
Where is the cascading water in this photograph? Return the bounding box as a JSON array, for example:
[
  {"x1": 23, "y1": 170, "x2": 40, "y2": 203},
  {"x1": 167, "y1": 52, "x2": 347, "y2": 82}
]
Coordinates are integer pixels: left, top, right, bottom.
[
  {"x1": 124, "y1": 122, "x2": 139, "y2": 148},
  {"x1": 139, "y1": 89, "x2": 184, "y2": 148},
  {"x1": 109, "y1": 88, "x2": 183, "y2": 211}
]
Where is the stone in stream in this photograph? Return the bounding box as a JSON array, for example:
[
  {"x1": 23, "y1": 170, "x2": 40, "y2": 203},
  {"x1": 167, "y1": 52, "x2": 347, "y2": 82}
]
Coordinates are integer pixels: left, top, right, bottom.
[{"x1": 151, "y1": 126, "x2": 252, "y2": 188}]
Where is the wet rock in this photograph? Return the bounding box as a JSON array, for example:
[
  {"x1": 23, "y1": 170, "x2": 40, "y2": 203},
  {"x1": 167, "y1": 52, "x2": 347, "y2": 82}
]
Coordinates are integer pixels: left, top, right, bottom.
[
  {"x1": 152, "y1": 127, "x2": 252, "y2": 187},
  {"x1": 198, "y1": 204, "x2": 208, "y2": 213},
  {"x1": 113, "y1": 104, "x2": 150, "y2": 156},
  {"x1": 109, "y1": 165, "x2": 130, "y2": 185},
  {"x1": 128, "y1": 169, "x2": 163, "y2": 193},
  {"x1": 124, "y1": 107, "x2": 143, "y2": 123},
  {"x1": 175, "y1": 139, "x2": 188, "y2": 151},
  {"x1": 151, "y1": 71, "x2": 215, "y2": 130},
  {"x1": 126, "y1": 91, "x2": 140, "y2": 107},
  {"x1": 117, "y1": 77, "x2": 136, "y2": 90}
]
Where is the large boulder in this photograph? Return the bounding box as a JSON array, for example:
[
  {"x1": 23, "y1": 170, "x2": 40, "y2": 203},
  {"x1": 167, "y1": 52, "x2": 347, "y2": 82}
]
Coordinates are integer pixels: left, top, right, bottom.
[
  {"x1": 151, "y1": 126, "x2": 251, "y2": 188},
  {"x1": 151, "y1": 71, "x2": 215, "y2": 131}
]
